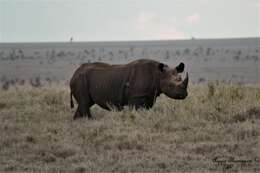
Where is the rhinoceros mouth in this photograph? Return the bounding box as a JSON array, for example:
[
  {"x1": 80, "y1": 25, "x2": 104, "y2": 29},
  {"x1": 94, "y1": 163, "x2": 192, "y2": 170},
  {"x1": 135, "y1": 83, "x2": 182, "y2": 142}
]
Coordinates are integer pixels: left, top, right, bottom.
[
  {"x1": 172, "y1": 91, "x2": 188, "y2": 100},
  {"x1": 164, "y1": 72, "x2": 189, "y2": 99}
]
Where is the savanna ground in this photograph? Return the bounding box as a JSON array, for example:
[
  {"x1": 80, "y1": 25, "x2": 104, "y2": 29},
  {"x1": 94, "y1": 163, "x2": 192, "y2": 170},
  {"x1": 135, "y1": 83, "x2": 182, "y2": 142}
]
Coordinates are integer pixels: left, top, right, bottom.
[{"x1": 0, "y1": 84, "x2": 260, "y2": 173}]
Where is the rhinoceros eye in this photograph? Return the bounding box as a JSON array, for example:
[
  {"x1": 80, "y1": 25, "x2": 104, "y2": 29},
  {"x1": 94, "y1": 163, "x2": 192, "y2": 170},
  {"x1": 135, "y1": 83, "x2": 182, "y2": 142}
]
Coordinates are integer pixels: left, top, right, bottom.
[
  {"x1": 176, "y1": 75, "x2": 182, "y2": 82},
  {"x1": 171, "y1": 70, "x2": 177, "y2": 75},
  {"x1": 175, "y1": 74, "x2": 182, "y2": 82}
]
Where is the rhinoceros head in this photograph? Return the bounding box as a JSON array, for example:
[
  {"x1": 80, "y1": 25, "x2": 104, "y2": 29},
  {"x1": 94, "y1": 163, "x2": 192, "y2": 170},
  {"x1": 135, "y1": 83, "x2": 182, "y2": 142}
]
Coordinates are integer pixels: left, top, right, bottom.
[{"x1": 158, "y1": 62, "x2": 189, "y2": 100}]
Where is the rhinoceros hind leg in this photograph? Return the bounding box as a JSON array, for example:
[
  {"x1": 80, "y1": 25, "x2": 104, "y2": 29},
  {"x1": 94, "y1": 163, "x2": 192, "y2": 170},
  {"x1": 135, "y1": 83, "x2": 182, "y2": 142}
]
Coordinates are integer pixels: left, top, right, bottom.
[
  {"x1": 81, "y1": 98, "x2": 94, "y2": 118},
  {"x1": 73, "y1": 106, "x2": 82, "y2": 120},
  {"x1": 73, "y1": 102, "x2": 94, "y2": 120}
]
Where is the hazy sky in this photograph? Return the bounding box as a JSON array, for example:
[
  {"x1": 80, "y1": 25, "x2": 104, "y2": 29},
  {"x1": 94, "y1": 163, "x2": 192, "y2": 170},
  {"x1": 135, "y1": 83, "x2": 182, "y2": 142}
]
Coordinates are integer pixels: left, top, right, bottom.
[{"x1": 0, "y1": 0, "x2": 259, "y2": 42}]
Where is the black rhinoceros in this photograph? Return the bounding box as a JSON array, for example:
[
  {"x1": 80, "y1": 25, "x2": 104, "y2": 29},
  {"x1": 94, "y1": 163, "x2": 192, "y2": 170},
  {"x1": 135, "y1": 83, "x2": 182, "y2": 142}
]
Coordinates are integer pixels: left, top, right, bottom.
[{"x1": 70, "y1": 59, "x2": 188, "y2": 119}]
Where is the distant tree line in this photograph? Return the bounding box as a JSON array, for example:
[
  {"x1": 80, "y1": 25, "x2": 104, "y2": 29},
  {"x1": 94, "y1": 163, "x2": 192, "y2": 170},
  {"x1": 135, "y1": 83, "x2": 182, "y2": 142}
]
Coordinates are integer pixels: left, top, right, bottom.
[{"x1": 0, "y1": 46, "x2": 259, "y2": 64}]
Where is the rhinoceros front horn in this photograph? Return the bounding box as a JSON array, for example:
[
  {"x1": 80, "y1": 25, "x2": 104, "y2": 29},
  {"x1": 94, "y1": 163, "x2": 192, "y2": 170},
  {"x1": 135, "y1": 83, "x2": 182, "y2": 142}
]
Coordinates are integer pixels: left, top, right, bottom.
[{"x1": 180, "y1": 72, "x2": 189, "y2": 89}]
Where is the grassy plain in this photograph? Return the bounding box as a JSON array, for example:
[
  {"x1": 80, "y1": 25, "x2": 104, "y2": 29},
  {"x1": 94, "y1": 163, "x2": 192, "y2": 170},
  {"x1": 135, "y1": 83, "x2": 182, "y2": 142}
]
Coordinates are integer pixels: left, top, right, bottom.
[{"x1": 0, "y1": 84, "x2": 260, "y2": 172}]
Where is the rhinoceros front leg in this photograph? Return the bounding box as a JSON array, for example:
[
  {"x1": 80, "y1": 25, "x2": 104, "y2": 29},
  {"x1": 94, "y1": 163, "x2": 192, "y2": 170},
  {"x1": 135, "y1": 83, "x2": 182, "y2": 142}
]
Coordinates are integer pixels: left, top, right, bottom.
[{"x1": 128, "y1": 96, "x2": 154, "y2": 110}]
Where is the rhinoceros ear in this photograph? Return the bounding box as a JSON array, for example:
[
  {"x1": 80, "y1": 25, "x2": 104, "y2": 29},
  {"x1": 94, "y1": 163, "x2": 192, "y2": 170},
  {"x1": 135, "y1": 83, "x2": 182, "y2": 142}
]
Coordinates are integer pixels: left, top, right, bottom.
[
  {"x1": 158, "y1": 63, "x2": 168, "y2": 72},
  {"x1": 176, "y1": 62, "x2": 185, "y2": 73}
]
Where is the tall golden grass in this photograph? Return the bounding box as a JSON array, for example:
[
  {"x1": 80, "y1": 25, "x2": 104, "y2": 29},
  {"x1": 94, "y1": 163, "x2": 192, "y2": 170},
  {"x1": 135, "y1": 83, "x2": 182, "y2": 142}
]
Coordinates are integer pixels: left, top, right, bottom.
[{"x1": 0, "y1": 84, "x2": 259, "y2": 172}]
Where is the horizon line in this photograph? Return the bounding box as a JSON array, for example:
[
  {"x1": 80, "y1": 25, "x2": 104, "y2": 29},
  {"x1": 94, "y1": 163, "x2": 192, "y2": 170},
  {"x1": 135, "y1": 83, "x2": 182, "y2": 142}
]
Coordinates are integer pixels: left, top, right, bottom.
[{"x1": 0, "y1": 36, "x2": 259, "y2": 44}]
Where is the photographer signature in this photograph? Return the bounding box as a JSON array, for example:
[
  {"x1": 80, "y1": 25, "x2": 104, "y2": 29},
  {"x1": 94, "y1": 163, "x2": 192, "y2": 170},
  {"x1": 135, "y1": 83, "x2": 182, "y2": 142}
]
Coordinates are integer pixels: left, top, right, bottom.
[{"x1": 212, "y1": 156, "x2": 260, "y2": 170}]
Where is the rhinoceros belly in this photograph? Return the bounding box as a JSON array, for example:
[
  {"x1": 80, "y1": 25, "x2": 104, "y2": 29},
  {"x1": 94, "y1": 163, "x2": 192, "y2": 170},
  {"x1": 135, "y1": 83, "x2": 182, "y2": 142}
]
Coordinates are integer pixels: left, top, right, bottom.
[{"x1": 88, "y1": 68, "x2": 130, "y2": 108}]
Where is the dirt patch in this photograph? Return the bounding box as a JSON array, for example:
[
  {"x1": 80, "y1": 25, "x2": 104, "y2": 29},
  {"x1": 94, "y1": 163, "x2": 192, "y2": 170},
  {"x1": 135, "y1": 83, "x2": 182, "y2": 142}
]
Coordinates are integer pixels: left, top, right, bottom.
[
  {"x1": 0, "y1": 102, "x2": 7, "y2": 109},
  {"x1": 233, "y1": 106, "x2": 260, "y2": 122}
]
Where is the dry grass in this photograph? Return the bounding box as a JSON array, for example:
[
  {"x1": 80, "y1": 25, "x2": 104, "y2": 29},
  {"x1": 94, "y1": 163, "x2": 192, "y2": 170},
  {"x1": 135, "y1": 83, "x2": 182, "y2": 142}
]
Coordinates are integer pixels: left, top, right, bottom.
[{"x1": 0, "y1": 84, "x2": 260, "y2": 173}]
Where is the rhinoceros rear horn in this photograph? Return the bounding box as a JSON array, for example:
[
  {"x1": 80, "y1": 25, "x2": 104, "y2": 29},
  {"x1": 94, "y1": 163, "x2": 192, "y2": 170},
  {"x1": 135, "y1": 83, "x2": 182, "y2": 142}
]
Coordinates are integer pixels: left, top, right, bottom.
[
  {"x1": 176, "y1": 62, "x2": 185, "y2": 73},
  {"x1": 180, "y1": 72, "x2": 189, "y2": 89}
]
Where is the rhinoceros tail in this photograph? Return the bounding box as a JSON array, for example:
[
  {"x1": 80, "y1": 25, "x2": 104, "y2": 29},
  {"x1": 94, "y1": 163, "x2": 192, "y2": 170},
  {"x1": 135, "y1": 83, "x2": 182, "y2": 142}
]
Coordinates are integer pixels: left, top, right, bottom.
[{"x1": 70, "y1": 91, "x2": 74, "y2": 108}]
